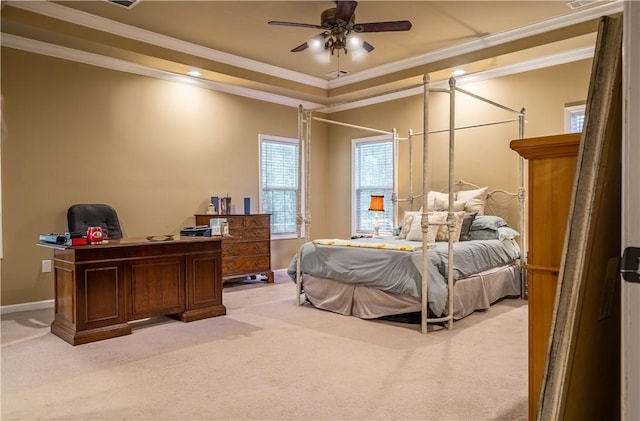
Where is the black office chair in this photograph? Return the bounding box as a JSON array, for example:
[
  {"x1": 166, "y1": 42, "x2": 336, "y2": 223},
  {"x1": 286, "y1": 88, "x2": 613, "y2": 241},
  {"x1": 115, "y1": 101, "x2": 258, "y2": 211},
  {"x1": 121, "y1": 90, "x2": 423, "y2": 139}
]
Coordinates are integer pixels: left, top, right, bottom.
[{"x1": 67, "y1": 204, "x2": 124, "y2": 239}]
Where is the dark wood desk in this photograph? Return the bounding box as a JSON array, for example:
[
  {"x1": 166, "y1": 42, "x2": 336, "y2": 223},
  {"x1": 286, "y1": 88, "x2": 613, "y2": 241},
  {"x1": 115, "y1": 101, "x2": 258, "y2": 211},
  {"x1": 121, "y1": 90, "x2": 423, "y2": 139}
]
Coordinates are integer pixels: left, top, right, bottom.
[{"x1": 38, "y1": 237, "x2": 225, "y2": 345}]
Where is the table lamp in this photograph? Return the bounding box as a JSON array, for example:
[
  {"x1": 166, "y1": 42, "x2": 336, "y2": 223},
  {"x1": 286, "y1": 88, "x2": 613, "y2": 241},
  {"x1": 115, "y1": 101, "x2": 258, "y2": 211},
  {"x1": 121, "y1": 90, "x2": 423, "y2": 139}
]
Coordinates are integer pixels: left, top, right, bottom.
[{"x1": 368, "y1": 195, "x2": 385, "y2": 237}]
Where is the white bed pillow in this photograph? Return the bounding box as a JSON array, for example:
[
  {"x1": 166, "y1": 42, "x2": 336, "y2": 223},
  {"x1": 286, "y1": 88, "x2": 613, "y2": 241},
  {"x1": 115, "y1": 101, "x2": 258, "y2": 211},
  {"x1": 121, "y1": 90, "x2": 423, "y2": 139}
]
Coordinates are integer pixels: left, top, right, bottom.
[
  {"x1": 456, "y1": 187, "x2": 489, "y2": 215},
  {"x1": 426, "y1": 191, "x2": 449, "y2": 211},
  {"x1": 406, "y1": 211, "x2": 446, "y2": 242},
  {"x1": 435, "y1": 211, "x2": 465, "y2": 242},
  {"x1": 433, "y1": 197, "x2": 467, "y2": 212},
  {"x1": 398, "y1": 211, "x2": 421, "y2": 239}
]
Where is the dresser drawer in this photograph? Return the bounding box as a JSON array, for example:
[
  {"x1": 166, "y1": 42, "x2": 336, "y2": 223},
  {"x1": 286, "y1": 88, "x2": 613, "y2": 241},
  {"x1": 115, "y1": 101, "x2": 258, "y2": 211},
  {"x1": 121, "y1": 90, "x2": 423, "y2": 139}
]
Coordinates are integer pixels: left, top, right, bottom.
[
  {"x1": 222, "y1": 256, "x2": 271, "y2": 276},
  {"x1": 227, "y1": 227, "x2": 244, "y2": 239},
  {"x1": 240, "y1": 227, "x2": 270, "y2": 241},
  {"x1": 224, "y1": 216, "x2": 245, "y2": 229},
  {"x1": 244, "y1": 214, "x2": 270, "y2": 228},
  {"x1": 222, "y1": 241, "x2": 269, "y2": 258}
]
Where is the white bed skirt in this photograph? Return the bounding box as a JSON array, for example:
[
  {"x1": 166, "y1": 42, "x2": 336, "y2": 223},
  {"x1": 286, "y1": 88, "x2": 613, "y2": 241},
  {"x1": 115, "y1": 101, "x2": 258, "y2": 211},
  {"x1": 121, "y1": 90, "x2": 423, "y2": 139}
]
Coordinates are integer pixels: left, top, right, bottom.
[{"x1": 301, "y1": 264, "x2": 522, "y2": 320}]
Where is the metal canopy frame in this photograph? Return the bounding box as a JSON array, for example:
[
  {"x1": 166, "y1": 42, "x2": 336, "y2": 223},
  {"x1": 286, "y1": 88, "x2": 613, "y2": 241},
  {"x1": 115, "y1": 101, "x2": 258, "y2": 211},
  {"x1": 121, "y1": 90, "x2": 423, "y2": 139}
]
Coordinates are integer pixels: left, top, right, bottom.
[{"x1": 295, "y1": 75, "x2": 526, "y2": 334}]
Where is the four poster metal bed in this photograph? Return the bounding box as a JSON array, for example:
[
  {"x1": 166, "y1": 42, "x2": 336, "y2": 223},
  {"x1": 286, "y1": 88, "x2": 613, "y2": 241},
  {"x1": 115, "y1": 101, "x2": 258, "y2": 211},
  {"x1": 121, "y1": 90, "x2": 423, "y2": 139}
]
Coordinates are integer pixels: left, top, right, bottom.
[{"x1": 292, "y1": 75, "x2": 526, "y2": 333}]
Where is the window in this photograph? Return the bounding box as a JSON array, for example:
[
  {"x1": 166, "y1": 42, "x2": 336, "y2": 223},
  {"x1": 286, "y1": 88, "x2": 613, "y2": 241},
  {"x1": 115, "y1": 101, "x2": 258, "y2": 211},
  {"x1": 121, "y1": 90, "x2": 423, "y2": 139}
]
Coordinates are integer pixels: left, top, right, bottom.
[
  {"x1": 259, "y1": 134, "x2": 301, "y2": 239},
  {"x1": 352, "y1": 135, "x2": 394, "y2": 235},
  {"x1": 565, "y1": 104, "x2": 586, "y2": 133}
]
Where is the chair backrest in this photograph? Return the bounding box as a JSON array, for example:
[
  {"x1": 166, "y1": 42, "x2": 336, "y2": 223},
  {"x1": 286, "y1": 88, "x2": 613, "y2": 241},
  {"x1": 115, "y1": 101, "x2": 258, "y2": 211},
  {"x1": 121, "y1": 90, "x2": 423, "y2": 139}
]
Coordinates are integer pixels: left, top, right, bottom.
[{"x1": 67, "y1": 204, "x2": 123, "y2": 239}]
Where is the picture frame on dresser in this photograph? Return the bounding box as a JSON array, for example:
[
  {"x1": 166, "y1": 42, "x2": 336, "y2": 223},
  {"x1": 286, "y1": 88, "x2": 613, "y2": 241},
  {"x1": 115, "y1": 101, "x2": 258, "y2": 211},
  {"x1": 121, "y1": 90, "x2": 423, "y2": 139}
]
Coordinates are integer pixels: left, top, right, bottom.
[{"x1": 195, "y1": 213, "x2": 274, "y2": 284}]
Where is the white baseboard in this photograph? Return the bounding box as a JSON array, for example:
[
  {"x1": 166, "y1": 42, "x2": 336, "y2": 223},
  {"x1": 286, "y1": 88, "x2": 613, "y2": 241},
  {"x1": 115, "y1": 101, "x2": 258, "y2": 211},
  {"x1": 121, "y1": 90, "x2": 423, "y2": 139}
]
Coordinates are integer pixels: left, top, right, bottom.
[
  {"x1": 273, "y1": 268, "x2": 287, "y2": 277},
  {"x1": 1, "y1": 299, "x2": 54, "y2": 315}
]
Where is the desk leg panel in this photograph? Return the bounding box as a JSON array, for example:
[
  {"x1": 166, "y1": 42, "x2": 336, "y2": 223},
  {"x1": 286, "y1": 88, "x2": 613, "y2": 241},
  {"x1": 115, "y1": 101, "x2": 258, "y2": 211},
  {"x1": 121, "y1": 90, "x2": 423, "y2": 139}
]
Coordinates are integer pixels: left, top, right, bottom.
[
  {"x1": 179, "y1": 253, "x2": 226, "y2": 321},
  {"x1": 52, "y1": 261, "x2": 131, "y2": 345},
  {"x1": 54, "y1": 264, "x2": 75, "y2": 325},
  {"x1": 80, "y1": 264, "x2": 126, "y2": 325}
]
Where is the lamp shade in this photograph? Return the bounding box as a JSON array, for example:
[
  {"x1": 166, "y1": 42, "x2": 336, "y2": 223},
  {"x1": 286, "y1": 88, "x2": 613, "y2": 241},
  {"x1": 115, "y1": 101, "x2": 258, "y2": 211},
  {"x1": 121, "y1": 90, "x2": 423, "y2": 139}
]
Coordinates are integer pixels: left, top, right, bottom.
[{"x1": 368, "y1": 195, "x2": 385, "y2": 212}]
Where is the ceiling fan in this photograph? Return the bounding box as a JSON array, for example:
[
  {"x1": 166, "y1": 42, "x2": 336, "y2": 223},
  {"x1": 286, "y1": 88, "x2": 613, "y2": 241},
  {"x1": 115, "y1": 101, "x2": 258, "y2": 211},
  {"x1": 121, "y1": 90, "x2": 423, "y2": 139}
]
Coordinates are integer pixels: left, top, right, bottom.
[{"x1": 268, "y1": 1, "x2": 412, "y2": 56}]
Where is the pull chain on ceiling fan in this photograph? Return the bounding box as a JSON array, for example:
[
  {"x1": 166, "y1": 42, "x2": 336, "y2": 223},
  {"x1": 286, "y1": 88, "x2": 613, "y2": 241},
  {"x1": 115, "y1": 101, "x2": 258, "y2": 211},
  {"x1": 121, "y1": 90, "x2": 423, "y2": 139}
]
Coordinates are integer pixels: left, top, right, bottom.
[{"x1": 268, "y1": 0, "x2": 412, "y2": 58}]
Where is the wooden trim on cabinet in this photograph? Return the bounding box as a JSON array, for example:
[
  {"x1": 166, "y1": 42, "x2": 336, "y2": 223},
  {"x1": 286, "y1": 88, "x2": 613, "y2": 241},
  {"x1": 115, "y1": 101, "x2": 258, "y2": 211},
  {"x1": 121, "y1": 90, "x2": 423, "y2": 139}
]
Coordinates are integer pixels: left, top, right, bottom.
[
  {"x1": 524, "y1": 264, "x2": 561, "y2": 274},
  {"x1": 510, "y1": 133, "x2": 580, "y2": 159}
]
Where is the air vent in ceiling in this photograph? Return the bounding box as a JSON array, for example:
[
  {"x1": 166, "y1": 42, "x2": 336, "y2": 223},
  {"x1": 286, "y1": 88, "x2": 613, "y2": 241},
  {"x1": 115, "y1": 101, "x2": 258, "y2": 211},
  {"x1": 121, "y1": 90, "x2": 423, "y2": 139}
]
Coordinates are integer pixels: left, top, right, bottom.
[
  {"x1": 566, "y1": 0, "x2": 600, "y2": 10},
  {"x1": 326, "y1": 70, "x2": 350, "y2": 79},
  {"x1": 107, "y1": 0, "x2": 140, "y2": 9}
]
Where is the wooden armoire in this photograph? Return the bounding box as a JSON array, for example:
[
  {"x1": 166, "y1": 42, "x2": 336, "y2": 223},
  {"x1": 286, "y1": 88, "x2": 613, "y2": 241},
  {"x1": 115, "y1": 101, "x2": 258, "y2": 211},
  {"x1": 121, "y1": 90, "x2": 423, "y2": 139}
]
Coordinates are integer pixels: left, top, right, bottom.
[{"x1": 510, "y1": 133, "x2": 580, "y2": 420}]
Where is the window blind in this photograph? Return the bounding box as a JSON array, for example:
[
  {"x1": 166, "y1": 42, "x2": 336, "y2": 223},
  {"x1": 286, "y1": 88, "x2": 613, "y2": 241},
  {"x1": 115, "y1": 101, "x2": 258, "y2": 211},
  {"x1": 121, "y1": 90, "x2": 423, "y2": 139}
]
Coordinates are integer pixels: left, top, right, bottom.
[
  {"x1": 565, "y1": 105, "x2": 586, "y2": 133},
  {"x1": 570, "y1": 112, "x2": 585, "y2": 133},
  {"x1": 354, "y1": 139, "x2": 394, "y2": 233},
  {"x1": 260, "y1": 137, "x2": 298, "y2": 236}
]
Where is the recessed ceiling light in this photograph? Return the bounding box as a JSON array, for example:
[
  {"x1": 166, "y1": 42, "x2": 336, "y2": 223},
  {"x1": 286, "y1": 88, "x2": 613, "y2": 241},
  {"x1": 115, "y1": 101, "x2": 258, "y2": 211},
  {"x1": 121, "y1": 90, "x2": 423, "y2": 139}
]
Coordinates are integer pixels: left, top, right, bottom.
[
  {"x1": 187, "y1": 70, "x2": 202, "y2": 78},
  {"x1": 452, "y1": 69, "x2": 466, "y2": 77}
]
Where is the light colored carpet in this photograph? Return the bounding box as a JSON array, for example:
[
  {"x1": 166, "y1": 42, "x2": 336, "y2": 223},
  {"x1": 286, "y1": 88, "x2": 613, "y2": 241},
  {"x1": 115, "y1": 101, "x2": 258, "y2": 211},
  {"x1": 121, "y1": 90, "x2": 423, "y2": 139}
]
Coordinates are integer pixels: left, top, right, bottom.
[{"x1": 1, "y1": 279, "x2": 528, "y2": 421}]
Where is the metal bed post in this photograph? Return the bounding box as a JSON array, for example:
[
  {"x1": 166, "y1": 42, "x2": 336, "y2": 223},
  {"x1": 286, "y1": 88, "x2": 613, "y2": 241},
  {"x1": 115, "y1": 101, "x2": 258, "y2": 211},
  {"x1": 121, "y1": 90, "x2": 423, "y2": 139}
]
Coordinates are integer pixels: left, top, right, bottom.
[
  {"x1": 305, "y1": 110, "x2": 312, "y2": 243},
  {"x1": 421, "y1": 74, "x2": 430, "y2": 334},
  {"x1": 392, "y1": 128, "x2": 399, "y2": 227},
  {"x1": 445, "y1": 77, "x2": 457, "y2": 330},
  {"x1": 422, "y1": 77, "x2": 457, "y2": 331},
  {"x1": 394, "y1": 129, "x2": 419, "y2": 210},
  {"x1": 295, "y1": 105, "x2": 305, "y2": 305},
  {"x1": 517, "y1": 107, "x2": 527, "y2": 297},
  {"x1": 407, "y1": 129, "x2": 414, "y2": 210}
]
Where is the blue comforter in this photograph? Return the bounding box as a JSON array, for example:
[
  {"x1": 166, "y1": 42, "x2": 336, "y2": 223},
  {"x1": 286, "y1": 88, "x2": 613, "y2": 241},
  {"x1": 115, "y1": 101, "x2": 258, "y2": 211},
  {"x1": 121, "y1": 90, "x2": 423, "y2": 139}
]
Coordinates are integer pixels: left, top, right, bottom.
[{"x1": 288, "y1": 237, "x2": 520, "y2": 316}]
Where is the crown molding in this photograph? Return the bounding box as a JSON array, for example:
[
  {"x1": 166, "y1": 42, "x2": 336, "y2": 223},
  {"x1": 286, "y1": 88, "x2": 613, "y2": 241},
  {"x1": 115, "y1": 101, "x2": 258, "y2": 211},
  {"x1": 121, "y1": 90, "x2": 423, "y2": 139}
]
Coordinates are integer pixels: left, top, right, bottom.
[
  {"x1": 320, "y1": 45, "x2": 595, "y2": 113},
  {"x1": 7, "y1": 0, "x2": 621, "y2": 92},
  {"x1": 327, "y1": 0, "x2": 622, "y2": 89},
  {"x1": 2, "y1": 32, "x2": 593, "y2": 114},
  {"x1": 1, "y1": 33, "x2": 323, "y2": 110},
  {"x1": 6, "y1": 0, "x2": 330, "y2": 89}
]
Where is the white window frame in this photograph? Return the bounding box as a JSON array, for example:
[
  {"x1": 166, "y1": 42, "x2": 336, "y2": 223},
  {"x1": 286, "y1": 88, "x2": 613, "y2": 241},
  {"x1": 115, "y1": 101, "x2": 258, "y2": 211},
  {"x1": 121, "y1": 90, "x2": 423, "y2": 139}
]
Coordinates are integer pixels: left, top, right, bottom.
[
  {"x1": 258, "y1": 134, "x2": 303, "y2": 240},
  {"x1": 351, "y1": 134, "x2": 395, "y2": 236},
  {"x1": 565, "y1": 104, "x2": 586, "y2": 133}
]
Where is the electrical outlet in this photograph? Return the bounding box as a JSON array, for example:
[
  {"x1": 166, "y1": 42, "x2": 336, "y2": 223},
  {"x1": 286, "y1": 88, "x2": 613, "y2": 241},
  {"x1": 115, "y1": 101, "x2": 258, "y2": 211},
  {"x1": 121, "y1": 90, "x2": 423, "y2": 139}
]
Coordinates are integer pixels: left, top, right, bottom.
[{"x1": 42, "y1": 260, "x2": 52, "y2": 273}]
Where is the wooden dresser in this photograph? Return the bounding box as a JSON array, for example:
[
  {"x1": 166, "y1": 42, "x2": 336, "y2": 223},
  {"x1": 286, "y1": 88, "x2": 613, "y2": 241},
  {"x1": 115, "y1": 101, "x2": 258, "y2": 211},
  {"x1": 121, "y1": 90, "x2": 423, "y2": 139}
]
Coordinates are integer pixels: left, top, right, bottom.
[
  {"x1": 195, "y1": 214, "x2": 273, "y2": 283},
  {"x1": 510, "y1": 133, "x2": 580, "y2": 420}
]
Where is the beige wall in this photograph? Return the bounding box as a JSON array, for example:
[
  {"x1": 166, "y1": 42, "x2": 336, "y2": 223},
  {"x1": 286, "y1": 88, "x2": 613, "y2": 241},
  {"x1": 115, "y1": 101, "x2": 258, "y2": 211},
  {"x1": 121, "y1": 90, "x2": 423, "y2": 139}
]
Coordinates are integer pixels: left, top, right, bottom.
[
  {"x1": 325, "y1": 59, "x2": 592, "y2": 236},
  {"x1": 0, "y1": 48, "x2": 328, "y2": 306},
  {"x1": 0, "y1": 46, "x2": 591, "y2": 307}
]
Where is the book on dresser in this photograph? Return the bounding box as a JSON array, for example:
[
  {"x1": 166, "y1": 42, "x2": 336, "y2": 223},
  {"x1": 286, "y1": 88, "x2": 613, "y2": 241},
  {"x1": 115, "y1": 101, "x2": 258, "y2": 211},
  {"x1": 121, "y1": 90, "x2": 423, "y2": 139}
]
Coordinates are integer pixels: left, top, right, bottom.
[{"x1": 195, "y1": 214, "x2": 273, "y2": 283}]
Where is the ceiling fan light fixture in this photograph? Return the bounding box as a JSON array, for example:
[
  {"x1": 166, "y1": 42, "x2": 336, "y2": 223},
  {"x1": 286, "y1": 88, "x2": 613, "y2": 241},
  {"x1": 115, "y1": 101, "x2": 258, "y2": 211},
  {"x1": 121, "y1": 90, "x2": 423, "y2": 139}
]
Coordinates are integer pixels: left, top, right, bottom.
[
  {"x1": 308, "y1": 35, "x2": 326, "y2": 53},
  {"x1": 347, "y1": 33, "x2": 364, "y2": 50},
  {"x1": 269, "y1": 1, "x2": 411, "y2": 61}
]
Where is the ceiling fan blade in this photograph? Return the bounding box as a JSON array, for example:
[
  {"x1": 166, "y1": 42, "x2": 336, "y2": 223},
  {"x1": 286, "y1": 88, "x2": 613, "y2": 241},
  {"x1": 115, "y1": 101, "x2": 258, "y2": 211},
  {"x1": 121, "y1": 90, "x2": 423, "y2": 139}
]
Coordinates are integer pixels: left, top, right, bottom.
[
  {"x1": 268, "y1": 21, "x2": 324, "y2": 30},
  {"x1": 357, "y1": 21, "x2": 412, "y2": 32},
  {"x1": 362, "y1": 40, "x2": 374, "y2": 53},
  {"x1": 335, "y1": 0, "x2": 358, "y2": 24},
  {"x1": 291, "y1": 42, "x2": 309, "y2": 53}
]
